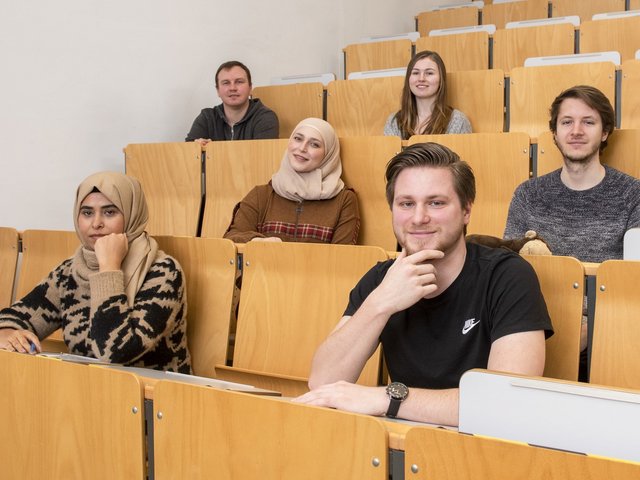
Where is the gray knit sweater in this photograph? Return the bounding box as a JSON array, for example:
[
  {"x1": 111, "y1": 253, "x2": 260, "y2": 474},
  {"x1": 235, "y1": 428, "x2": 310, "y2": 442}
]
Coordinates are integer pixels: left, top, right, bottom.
[
  {"x1": 383, "y1": 109, "x2": 472, "y2": 138},
  {"x1": 0, "y1": 251, "x2": 191, "y2": 372},
  {"x1": 504, "y1": 166, "x2": 640, "y2": 263}
]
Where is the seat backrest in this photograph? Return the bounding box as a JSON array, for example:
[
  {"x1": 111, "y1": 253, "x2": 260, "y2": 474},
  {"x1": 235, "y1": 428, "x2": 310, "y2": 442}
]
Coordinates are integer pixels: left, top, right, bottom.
[
  {"x1": 415, "y1": 31, "x2": 490, "y2": 72},
  {"x1": 0, "y1": 351, "x2": 145, "y2": 479},
  {"x1": 326, "y1": 76, "x2": 404, "y2": 137},
  {"x1": 343, "y1": 39, "x2": 413, "y2": 78},
  {"x1": 508, "y1": 62, "x2": 616, "y2": 137},
  {"x1": 536, "y1": 129, "x2": 640, "y2": 178},
  {"x1": 482, "y1": 0, "x2": 550, "y2": 29},
  {"x1": 621, "y1": 59, "x2": 640, "y2": 129},
  {"x1": 581, "y1": 16, "x2": 640, "y2": 64},
  {"x1": 124, "y1": 142, "x2": 202, "y2": 236},
  {"x1": 522, "y1": 254, "x2": 584, "y2": 381},
  {"x1": 0, "y1": 227, "x2": 19, "y2": 308},
  {"x1": 233, "y1": 242, "x2": 388, "y2": 385},
  {"x1": 155, "y1": 236, "x2": 237, "y2": 378},
  {"x1": 447, "y1": 69, "x2": 506, "y2": 132},
  {"x1": 550, "y1": 0, "x2": 626, "y2": 21},
  {"x1": 407, "y1": 132, "x2": 531, "y2": 237},
  {"x1": 404, "y1": 424, "x2": 640, "y2": 479},
  {"x1": 16, "y1": 230, "x2": 80, "y2": 298},
  {"x1": 252, "y1": 83, "x2": 324, "y2": 139},
  {"x1": 416, "y1": 6, "x2": 479, "y2": 36},
  {"x1": 200, "y1": 139, "x2": 289, "y2": 238},
  {"x1": 340, "y1": 136, "x2": 402, "y2": 250},
  {"x1": 493, "y1": 23, "x2": 575, "y2": 73},
  {"x1": 153, "y1": 382, "x2": 388, "y2": 480},
  {"x1": 590, "y1": 260, "x2": 640, "y2": 389}
]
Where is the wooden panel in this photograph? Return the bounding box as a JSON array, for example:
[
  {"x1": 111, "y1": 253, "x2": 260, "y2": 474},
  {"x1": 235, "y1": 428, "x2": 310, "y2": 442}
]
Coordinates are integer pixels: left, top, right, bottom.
[
  {"x1": 591, "y1": 260, "x2": 640, "y2": 389},
  {"x1": 509, "y1": 62, "x2": 616, "y2": 138},
  {"x1": 408, "y1": 132, "x2": 531, "y2": 237},
  {"x1": 153, "y1": 381, "x2": 388, "y2": 480},
  {"x1": 326, "y1": 76, "x2": 404, "y2": 137},
  {"x1": 447, "y1": 69, "x2": 506, "y2": 132},
  {"x1": 223, "y1": 242, "x2": 388, "y2": 395},
  {"x1": 340, "y1": 136, "x2": 402, "y2": 250},
  {"x1": 551, "y1": 0, "x2": 626, "y2": 21},
  {"x1": 493, "y1": 23, "x2": 575, "y2": 73},
  {"x1": 416, "y1": 31, "x2": 490, "y2": 72},
  {"x1": 200, "y1": 138, "x2": 288, "y2": 238},
  {"x1": 0, "y1": 227, "x2": 19, "y2": 308},
  {"x1": 155, "y1": 236, "x2": 237, "y2": 378},
  {"x1": 0, "y1": 351, "x2": 145, "y2": 480},
  {"x1": 404, "y1": 425, "x2": 640, "y2": 479},
  {"x1": 416, "y1": 7, "x2": 479, "y2": 36},
  {"x1": 621, "y1": 60, "x2": 640, "y2": 129},
  {"x1": 581, "y1": 17, "x2": 640, "y2": 64},
  {"x1": 482, "y1": 0, "x2": 550, "y2": 29},
  {"x1": 523, "y1": 254, "x2": 584, "y2": 381},
  {"x1": 252, "y1": 83, "x2": 324, "y2": 139},
  {"x1": 124, "y1": 142, "x2": 202, "y2": 236},
  {"x1": 16, "y1": 229, "x2": 79, "y2": 297},
  {"x1": 537, "y1": 129, "x2": 640, "y2": 178},
  {"x1": 344, "y1": 39, "x2": 413, "y2": 77}
]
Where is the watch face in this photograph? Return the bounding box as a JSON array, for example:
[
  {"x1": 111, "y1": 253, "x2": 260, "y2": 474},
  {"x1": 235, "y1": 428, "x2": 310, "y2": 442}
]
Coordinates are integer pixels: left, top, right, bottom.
[{"x1": 386, "y1": 382, "x2": 409, "y2": 400}]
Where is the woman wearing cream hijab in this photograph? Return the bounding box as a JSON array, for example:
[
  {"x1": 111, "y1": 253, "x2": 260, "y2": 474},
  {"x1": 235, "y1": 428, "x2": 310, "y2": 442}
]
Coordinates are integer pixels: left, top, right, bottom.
[
  {"x1": 0, "y1": 172, "x2": 191, "y2": 373},
  {"x1": 224, "y1": 117, "x2": 360, "y2": 244}
]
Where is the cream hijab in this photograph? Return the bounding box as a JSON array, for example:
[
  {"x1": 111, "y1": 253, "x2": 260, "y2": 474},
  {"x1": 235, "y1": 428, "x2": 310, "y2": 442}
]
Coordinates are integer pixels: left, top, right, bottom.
[
  {"x1": 72, "y1": 171, "x2": 158, "y2": 306},
  {"x1": 271, "y1": 118, "x2": 345, "y2": 202}
]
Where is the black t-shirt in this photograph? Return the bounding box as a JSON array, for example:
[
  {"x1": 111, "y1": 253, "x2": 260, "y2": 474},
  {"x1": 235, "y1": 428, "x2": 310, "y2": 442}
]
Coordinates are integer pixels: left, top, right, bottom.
[{"x1": 344, "y1": 243, "x2": 553, "y2": 389}]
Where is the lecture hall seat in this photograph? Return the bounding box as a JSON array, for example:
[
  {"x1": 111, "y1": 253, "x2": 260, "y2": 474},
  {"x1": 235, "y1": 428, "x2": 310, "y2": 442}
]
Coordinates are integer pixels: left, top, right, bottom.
[
  {"x1": 492, "y1": 22, "x2": 575, "y2": 73},
  {"x1": 252, "y1": 83, "x2": 324, "y2": 139},
  {"x1": 522, "y1": 254, "x2": 584, "y2": 381},
  {"x1": 0, "y1": 351, "x2": 145, "y2": 480},
  {"x1": 343, "y1": 39, "x2": 413, "y2": 78},
  {"x1": 580, "y1": 15, "x2": 640, "y2": 64},
  {"x1": 155, "y1": 236, "x2": 237, "y2": 378},
  {"x1": 0, "y1": 227, "x2": 19, "y2": 309},
  {"x1": 215, "y1": 242, "x2": 388, "y2": 396},
  {"x1": 416, "y1": 5, "x2": 480, "y2": 36},
  {"x1": 621, "y1": 60, "x2": 640, "y2": 129},
  {"x1": 415, "y1": 28, "x2": 491, "y2": 72},
  {"x1": 200, "y1": 138, "x2": 288, "y2": 238},
  {"x1": 403, "y1": 423, "x2": 640, "y2": 479},
  {"x1": 482, "y1": 0, "x2": 550, "y2": 30},
  {"x1": 550, "y1": 0, "x2": 626, "y2": 21},
  {"x1": 124, "y1": 142, "x2": 202, "y2": 236},
  {"x1": 590, "y1": 260, "x2": 640, "y2": 390},
  {"x1": 153, "y1": 381, "x2": 388, "y2": 480}
]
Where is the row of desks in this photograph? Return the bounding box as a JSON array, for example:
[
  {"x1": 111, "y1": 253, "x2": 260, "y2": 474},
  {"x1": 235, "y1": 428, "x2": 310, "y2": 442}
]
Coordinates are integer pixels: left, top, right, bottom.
[{"x1": 2, "y1": 350, "x2": 639, "y2": 480}]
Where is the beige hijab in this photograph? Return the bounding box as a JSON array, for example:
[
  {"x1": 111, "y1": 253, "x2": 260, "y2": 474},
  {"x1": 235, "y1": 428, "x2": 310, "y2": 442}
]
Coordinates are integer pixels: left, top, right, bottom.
[
  {"x1": 271, "y1": 118, "x2": 345, "y2": 202},
  {"x1": 72, "y1": 171, "x2": 158, "y2": 306}
]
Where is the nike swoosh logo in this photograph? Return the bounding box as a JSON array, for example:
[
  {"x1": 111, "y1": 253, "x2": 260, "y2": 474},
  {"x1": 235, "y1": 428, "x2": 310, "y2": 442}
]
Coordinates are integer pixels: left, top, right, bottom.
[{"x1": 462, "y1": 319, "x2": 480, "y2": 335}]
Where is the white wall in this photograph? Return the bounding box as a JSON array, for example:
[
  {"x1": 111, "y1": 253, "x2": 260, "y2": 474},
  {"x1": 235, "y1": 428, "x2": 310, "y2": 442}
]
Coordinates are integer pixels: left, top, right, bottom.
[{"x1": 0, "y1": 0, "x2": 451, "y2": 230}]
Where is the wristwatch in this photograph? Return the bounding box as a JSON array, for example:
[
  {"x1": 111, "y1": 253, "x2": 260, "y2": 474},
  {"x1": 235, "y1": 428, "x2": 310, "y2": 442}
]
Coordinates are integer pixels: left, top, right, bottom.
[{"x1": 385, "y1": 382, "x2": 409, "y2": 418}]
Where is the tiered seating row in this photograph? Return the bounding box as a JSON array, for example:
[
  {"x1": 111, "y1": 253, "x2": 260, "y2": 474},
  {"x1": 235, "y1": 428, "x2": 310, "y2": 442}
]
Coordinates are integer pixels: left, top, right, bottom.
[
  {"x1": 5, "y1": 349, "x2": 638, "y2": 480},
  {"x1": 125, "y1": 130, "x2": 640, "y2": 251},
  {"x1": 251, "y1": 60, "x2": 640, "y2": 139}
]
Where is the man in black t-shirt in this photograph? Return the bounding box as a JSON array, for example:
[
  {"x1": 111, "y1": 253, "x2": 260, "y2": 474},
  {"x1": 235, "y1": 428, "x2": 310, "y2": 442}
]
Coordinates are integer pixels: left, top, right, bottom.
[{"x1": 295, "y1": 142, "x2": 553, "y2": 427}]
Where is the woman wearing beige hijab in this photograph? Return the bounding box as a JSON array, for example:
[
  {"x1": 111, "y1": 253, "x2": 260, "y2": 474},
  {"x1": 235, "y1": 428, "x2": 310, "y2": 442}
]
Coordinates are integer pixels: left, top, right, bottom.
[
  {"x1": 0, "y1": 172, "x2": 191, "y2": 373},
  {"x1": 224, "y1": 118, "x2": 360, "y2": 244}
]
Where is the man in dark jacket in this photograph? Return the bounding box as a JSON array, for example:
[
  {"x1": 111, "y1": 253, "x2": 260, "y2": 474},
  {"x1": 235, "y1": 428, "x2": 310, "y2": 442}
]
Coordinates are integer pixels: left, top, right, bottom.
[{"x1": 186, "y1": 60, "x2": 279, "y2": 144}]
